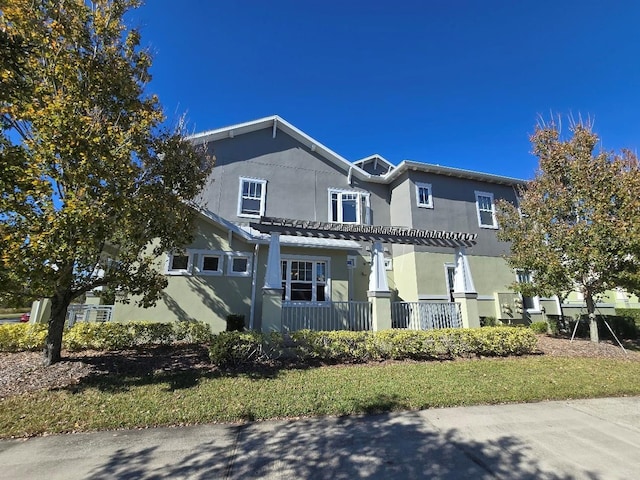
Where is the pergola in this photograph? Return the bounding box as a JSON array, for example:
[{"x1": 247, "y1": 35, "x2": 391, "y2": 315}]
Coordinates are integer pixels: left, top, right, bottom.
[{"x1": 251, "y1": 217, "x2": 481, "y2": 331}]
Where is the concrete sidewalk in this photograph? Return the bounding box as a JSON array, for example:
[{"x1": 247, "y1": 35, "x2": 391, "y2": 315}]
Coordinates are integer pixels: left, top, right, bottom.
[{"x1": 1, "y1": 397, "x2": 639, "y2": 479}]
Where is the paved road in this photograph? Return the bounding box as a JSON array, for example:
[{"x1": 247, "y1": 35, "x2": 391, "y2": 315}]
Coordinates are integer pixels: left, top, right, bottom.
[
  {"x1": 1, "y1": 397, "x2": 638, "y2": 479},
  {"x1": 0, "y1": 317, "x2": 20, "y2": 324}
]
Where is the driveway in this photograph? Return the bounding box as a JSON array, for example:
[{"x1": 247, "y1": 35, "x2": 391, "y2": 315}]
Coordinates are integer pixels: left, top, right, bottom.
[{"x1": 0, "y1": 397, "x2": 638, "y2": 479}]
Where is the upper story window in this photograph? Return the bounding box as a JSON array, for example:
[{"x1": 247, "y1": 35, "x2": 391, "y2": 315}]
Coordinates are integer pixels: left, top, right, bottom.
[
  {"x1": 475, "y1": 191, "x2": 497, "y2": 229},
  {"x1": 238, "y1": 177, "x2": 266, "y2": 218},
  {"x1": 415, "y1": 182, "x2": 433, "y2": 209},
  {"x1": 329, "y1": 189, "x2": 369, "y2": 224}
]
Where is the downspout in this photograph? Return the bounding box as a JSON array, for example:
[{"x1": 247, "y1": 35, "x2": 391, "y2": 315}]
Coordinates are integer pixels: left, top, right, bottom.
[{"x1": 249, "y1": 242, "x2": 260, "y2": 330}]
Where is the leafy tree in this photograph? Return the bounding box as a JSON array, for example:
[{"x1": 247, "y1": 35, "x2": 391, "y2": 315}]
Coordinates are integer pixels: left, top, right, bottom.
[
  {"x1": 0, "y1": 0, "x2": 214, "y2": 364},
  {"x1": 497, "y1": 119, "x2": 640, "y2": 342}
]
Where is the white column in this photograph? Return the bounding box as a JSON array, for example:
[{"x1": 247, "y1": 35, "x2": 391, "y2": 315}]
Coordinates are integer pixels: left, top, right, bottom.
[
  {"x1": 264, "y1": 232, "x2": 281, "y2": 290},
  {"x1": 261, "y1": 232, "x2": 283, "y2": 333},
  {"x1": 368, "y1": 241, "x2": 389, "y2": 293},
  {"x1": 452, "y1": 246, "x2": 480, "y2": 329},
  {"x1": 453, "y1": 246, "x2": 476, "y2": 294}
]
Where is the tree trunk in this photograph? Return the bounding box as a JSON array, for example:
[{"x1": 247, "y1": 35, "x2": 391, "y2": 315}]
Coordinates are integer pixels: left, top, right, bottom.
[
  {"x1": 585, "y1": 292, "x2": 599, "y2": 343},
  {"x1": 43, "y1": 293, "x2": 71, "y2": 366}
]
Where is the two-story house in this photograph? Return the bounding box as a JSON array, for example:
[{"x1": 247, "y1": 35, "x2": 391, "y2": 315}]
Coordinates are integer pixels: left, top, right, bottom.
[{"x1": 112, "y1": 116, "x2": 635, "y2": 332}]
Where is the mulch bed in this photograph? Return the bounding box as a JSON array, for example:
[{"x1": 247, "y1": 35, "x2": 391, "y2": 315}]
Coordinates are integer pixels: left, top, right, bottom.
[{"x1": 1, "y1": 336, "x2": 639, "y2": 400}]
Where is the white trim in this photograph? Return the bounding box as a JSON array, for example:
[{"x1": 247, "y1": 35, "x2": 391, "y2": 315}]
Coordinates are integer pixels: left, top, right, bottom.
[
  {"x1": 328, "y1": 188, "x2": 368, "y2": 224},
  {"x1": 415, "y1": 182, "x2": 433, "y2": 209},
  {"x1": 237, "y1": 177, "x2": 267, "y2": 218},
  {"x1": 226, "y1": 252, "x2": 253, "y2": 277},
  {"x1": 188, "y1": 116, "x2": 525, "y2": 187},
  {"x1": 281, "y1": 255, "x2": 331, "y2": 303},
  {"x1": 477, "y1": 295, "x2": 496, "y2": 301},
  {"x1": 475, "y1": 190, "x2": 498, "y2": 229},
  {"x1": 192, "y1": 249, "x2": 224, "y2": 276},
  {"x1": 165, "y1": 251, "x2": 193, "y2": 276}
]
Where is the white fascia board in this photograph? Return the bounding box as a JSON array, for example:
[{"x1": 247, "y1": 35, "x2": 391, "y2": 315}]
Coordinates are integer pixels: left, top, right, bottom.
[
  {"x1": 383, "y1": 160, "x2": 527, "y2": 186},
  {"x1": 188, "y1": 115, "x2": 374, "y2": 182},
  {"x1": 195, "y1": 208, "x2": 264, "y2": 244},
  {"x1": 354, "y1": 154, "x2": 395, "y2": 171}
]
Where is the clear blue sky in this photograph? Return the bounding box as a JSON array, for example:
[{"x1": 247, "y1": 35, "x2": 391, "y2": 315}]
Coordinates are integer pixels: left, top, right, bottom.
[{"x1": 130, "y1": 1, "x2": 640, "y2": 180}]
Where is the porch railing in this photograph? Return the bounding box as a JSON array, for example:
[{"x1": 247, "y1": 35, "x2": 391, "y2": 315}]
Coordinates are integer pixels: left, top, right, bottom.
[
  {"x1": 391, "y1": 302, "x2": 462, "y2": 330},
  {"x1": 66, "y1": 305, "x2": 114, "y2": 327},
  {"x1": 282, "y1": 301, "x2": 372, "y2": 332}
]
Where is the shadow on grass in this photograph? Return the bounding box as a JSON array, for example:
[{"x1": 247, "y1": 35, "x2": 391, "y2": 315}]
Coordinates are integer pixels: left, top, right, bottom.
[
  {"x1": 61, "y1": 344, "x2": 322, "y2": 394},
  {"x1": 84, "y1": 409, "x2": 597, "y2": 480}
]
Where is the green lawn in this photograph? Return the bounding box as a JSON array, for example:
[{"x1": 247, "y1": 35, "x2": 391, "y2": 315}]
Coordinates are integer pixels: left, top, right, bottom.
[{"x1": 1, "y1": 356, "x2": 639, "y2": 438}]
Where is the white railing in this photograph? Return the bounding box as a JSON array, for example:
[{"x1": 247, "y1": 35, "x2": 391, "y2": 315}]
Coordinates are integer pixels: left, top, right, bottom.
[
  {"x1": 282, "y1": 301, "x2": 372, "y2": 332},
  {"x1": 391, "y1": 302, "x2": 462, "y2": 330},
  {"x1": 66, "y1": 305, "x2": 114, "y2": 327}
]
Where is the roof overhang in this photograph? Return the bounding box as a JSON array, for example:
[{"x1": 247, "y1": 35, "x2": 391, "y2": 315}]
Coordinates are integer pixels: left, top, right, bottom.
[
  {"x1": 251, "y1": 217, "x2": 477, "y2": 248},
  {"x1": 188, "y1": 115, "x2": 528, "y2": 188}
]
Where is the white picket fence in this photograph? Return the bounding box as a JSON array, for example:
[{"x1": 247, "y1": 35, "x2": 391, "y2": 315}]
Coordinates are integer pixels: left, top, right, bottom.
[
  {"x1": 391, "y1": 302, "x2": 462, "y2": 330},
  {"x1": 282, "y1": 301, "x2": 372, "y2": 332}
]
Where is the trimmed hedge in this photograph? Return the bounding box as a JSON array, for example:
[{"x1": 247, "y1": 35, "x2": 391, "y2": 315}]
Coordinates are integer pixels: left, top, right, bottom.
[
  {"x1": 208, "y1": 327, "x2": 538, "y2": 367},
  {"x1": 530, "y1": 321, "x2": 549, "y2": 334},
  {"x1": 0, "y1": 321, "x2": 212, "y2": 352},
  {"x1": 615, "y1": 308, "x2": 640, "y2": 329},
  {"x1": 568, "y1": 315, "x2": 638, "y2": 340}
]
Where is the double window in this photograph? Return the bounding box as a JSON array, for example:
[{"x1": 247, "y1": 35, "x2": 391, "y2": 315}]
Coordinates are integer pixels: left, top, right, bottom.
[
  {"x1": 281, "y1": 257, "x2": 329, "y2": 302},
  {"x1": 415, "y1": 182, "x2": 433, "y2": 209},
  {"x1": 329, "y1": 189, "x2": 369, "y2": 224},
  {"x1": 238, "y1": 177, "x2": 266, "y2": 218},
  {"x1": 475, "y1": 191, "x2": 497, "y2": 228}
]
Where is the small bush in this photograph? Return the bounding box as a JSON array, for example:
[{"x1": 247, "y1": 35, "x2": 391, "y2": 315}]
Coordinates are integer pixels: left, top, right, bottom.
[
  {"x1": 209, "y1": 331, "x2": 282, "y2": 366},
  {"x1": 0, "y1": 324, "x2": 47, "y2": 352},
  {"x1": 0, "y1": 320, "x2": 212, "y2": 352},
  {"x1": 209, "y1": 327, "x2": 538, "y2": 366},
  {"x1": 530, "y1": 321, "x2": 549, "y2": 334}
]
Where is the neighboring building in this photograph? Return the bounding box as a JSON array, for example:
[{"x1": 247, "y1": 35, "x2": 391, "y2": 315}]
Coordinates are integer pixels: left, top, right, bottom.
[{"x1": 112, "y1": 116, "x2": 640, "y2": 332}]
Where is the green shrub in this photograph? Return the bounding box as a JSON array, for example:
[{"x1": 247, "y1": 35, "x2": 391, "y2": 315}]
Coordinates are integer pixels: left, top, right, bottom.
[
  {"x1": 570, "y1": 315, "x2": 638, "y2": 340},
  {"x1": 0, "y1": 324, "x2": 47, "y2": 352},
  {"x1": 615, "y1": 308, "x2": 640, "y2": 329},
  {"x1": 0, "y1": 320, "x2": 212, "y2": 352},
  {"x1": 208, "y1": 327, "x2": 538, "y2": 366},
  {"x1": 209, "y1": 331, "x2": 282, "y2": 366},
  {"x1": 530, "y1": 321, "x2": 549, "y2": 334}
]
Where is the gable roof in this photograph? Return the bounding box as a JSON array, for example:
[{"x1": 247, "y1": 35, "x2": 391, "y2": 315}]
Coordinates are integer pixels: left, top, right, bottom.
[{"x1": 189, "y1": 115, "x2": 527, "y2": 187}]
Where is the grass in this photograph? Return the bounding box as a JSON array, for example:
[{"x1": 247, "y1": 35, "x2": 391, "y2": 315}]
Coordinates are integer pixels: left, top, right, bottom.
[{"x1": 1, "y1": 356, "x2": 640, "y2": 438}]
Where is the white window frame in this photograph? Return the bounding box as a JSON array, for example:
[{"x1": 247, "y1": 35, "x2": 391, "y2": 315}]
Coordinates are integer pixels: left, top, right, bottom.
[
  {"x1": 328, "y1": 188, "x2": 369, "y2": 224},
  {"x1": 226, "y1": 252, "x2": 252, "y2": 277},
  {"x1": 515, "y1": 269, "x2": 541, "y2": 313},
  {"x1": 415, "y1": 182, "x2": 433, "y2": 209},
  {"x1": 192, "y1": 249, "x2": 224, "y2": 276},
  {"x1": 165, "y1": 251, "x2": 193, "y2": 276},
  {"x1": 281, "y1": 255, "x2": 331, "y2": 303},
  {"x1": 237, "y1": 177, "x2": 267, "y2": 218},
  {"x1": 475, "y1": 191, "x2": 498, "y2": 229}
]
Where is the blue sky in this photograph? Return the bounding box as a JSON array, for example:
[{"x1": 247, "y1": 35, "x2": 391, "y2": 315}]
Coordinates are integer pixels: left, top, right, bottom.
[{"x1": 130, "y1": 1, "x2": 640, "y2": 180}]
